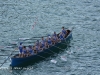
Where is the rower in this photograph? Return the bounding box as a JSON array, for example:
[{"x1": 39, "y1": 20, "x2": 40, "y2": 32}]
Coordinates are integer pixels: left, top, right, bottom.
[
  {"x1": 41, "y1": 37, "x2": 46, "y2": 49},
  {"x1": 47, "y1": 36, "x2": 52, "y2": 48},
  {"x1": 51, "y1": 35, "x2": 55, "y2": 45},
  {"x1": 22, "y1": 46, "x2": 28, "y2": 57},
  {"x1": 53, "y1": 31, "x2": 57, "y2": 37},
  {"x1": 59, "y1": 32, "x2": 65, "y2": 40},
  {"x1": 18, "y1": 42, "x2": 23, "y2": 57},
  {"x1": 36, "y1": 40, "x2": 39, "y2": 46},
  {"x1": 48, "y1": 34, "x2": 51, "y2": 38},
  {"x1": 35, "y1": 42, "x2": 40, "y2": 52},
  {"x1": 39, "y1": 42, "x2": 44, "y2": 51},
  {"x1": 52, "y1": 32, "x2": 59, "y2": 44},
  {"x1": 28, "y1": 45, "x2": 34, "y2": 56},
  {"x1": 32, "y1": 46, "x2": 37, "y2": 54}
]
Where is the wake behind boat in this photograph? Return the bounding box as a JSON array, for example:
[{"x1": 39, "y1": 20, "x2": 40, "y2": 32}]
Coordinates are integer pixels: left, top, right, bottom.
[{"x1": 10, "y1": 28, "x2": 73, "y2": 68}]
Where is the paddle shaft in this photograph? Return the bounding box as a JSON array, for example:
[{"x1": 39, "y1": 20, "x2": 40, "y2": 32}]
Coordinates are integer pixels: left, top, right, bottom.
[
  {"x1": 42, "y1": 51, "x2": 53, "y2": 55},
  {"x1": 0, "y1": 49, "x2": 16, "y2": 67},
  {"x1": 36, "y1": 49, "x2": 57, "y2": 59},
  {"x1": 47, "y1": 48, "x2": 56, "y2": 54},
  {"x1": 0, "y1": 55, "x2": 14, "y2": 56},
  {"x1": 52, "y1": 45, "x2": 65, "y2": 51},
  {"x1": 36, "y1": 55, "x2": 46, "y2": 59}
]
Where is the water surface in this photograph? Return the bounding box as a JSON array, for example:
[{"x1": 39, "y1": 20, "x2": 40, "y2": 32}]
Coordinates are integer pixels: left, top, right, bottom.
[{"x1": 0, "y1": 0, "x2": 100, "y2": 75}]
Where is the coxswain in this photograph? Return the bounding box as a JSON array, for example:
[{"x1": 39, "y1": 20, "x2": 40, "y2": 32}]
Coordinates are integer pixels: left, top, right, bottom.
[{"x1": 62, "y1": 26, "x2": 67, "y2": 36}]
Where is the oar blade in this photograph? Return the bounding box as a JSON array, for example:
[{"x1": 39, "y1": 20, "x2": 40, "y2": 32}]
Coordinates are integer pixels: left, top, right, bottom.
[{"x1": 50, "y1": 59, "x2": 57, "y2": 64}]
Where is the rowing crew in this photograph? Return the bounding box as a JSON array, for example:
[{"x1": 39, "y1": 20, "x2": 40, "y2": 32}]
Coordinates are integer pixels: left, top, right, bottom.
[{"x1": 18, "y1": 27, "x2": 67, "y2": 58}]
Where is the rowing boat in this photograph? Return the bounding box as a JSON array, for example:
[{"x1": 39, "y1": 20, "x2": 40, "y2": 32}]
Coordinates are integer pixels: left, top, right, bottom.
[{"x1": 10, "y1": 30, "x2": 72, "y2": 68}]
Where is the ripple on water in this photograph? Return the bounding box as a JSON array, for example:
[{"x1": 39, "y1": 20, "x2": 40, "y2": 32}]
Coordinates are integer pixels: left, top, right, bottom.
[{"x1": 0, "y1": 0, "x2": 100, "y2": 75}]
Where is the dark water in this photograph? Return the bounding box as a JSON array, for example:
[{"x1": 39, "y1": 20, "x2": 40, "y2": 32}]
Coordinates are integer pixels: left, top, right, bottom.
[{"x1": 0, "y1": 0, "x2": 100, "y2": 75}]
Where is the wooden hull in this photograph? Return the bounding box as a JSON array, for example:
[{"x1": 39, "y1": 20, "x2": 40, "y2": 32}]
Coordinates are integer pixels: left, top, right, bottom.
[{"x1": 10, "y1": 31, "x2": 72, "y2": 68}]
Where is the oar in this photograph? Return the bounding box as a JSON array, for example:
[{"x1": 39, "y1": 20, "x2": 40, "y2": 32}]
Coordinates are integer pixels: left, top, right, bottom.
[
  {"x1": 36, "y1": 50, "x2": 56, "y2": 59},
  {"x1": 18, "y1": 27, "x2": 73, "y2": 40},
  {"x1": 43, "y1": 51, "x2": 53, "y2": 55},
  {"x1": 0, "y1": 49, "x2": 19, "y2": 52},
  {"x1": 36, "y1": 55, "x2": 47, "y2": 59},
  {"x1": 52, "y1": 45, "x2": 65, "y2": 51},
  {"x1": 47, "y1": 48, "x2": 57, "y2": 54},
  {"x1": 65, "y1": 27, "x2": 75, "y2": 31},
  {"x1": 50, "y1": 59, "x2": 57, "y2": 64},
  {"x1": 0, "y1": 54, "x2": 14, "y2": 56},
  {"x1": 71, "y1": 27, "x2": 75, "y2": 31},
  {"x1": 18, "y1": 38, "x2": 40, "y2": 40},
  {"x1": 0, "y1": 49, "x2": 17, "y2": 67},
  {"x1": 38, "y1": 50, "x2": 53, "y2": 55},
  {"x1": 59, "y1": 41, "x2": 67, "y2": 46},
  {"x1": 36, "y1": 46, "x2": 66, "y2": 60},
  {"x1": 18, "y1": 36, "x2": 46, "y2": 41},
  {"x1": 33, "y1": 47, "x2": 58, "y2": 59},
  {"x1": 0, "y1": 46, "x2": 13, "y2": 49},
  {"x1": 31, "y1": 36, "x2": 47, "y2": 38}
]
